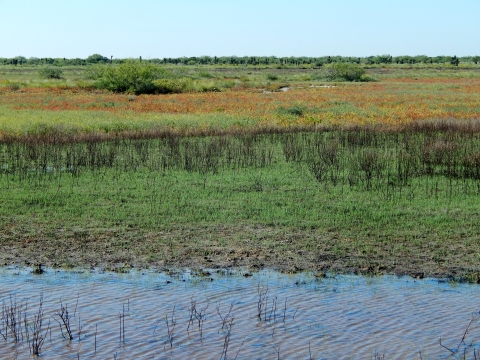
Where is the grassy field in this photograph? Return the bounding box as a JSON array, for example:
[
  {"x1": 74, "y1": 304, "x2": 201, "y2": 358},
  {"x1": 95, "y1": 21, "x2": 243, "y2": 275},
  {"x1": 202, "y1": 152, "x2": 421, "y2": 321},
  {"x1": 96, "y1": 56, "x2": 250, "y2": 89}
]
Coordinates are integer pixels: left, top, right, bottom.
[
  {"x1": 2, "y1": 65, "x2": 480, "y2": 138},
  {"x1": 1, "y1": 64, "x2": 480, "y2": 280}
]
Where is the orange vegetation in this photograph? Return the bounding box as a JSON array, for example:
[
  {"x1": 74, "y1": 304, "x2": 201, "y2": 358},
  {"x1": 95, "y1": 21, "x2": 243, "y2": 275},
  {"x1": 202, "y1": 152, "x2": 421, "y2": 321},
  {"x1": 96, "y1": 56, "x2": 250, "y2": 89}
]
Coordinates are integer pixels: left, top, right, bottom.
[{"x1": 1, "y1": 78, "x2": 480, "y2": 127}]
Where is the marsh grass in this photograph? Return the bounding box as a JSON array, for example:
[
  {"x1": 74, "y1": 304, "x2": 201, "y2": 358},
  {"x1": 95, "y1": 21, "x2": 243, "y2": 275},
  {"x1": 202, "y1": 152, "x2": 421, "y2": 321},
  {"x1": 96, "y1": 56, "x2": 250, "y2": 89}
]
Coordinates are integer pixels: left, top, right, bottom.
[{"x1": 1, "y1": 121, "x2": 480, "y2": 277}]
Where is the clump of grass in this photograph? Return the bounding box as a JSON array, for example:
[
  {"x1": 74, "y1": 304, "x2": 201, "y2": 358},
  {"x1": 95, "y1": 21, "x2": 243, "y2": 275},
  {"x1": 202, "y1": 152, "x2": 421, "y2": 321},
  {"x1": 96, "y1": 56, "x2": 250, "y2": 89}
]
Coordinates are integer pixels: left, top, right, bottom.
[
  {"x1": 32, "y1": 263, "x2": 44, "y2": 274},
  {"x1": 5, "y1": 82, "x2": 21, "y2": 91},
  {"x1": 276, "y1": 104, "x2": 307, "y2": 116},
  {"x1": 197, "y1": 71, "x2": 215, "y2": 78}
]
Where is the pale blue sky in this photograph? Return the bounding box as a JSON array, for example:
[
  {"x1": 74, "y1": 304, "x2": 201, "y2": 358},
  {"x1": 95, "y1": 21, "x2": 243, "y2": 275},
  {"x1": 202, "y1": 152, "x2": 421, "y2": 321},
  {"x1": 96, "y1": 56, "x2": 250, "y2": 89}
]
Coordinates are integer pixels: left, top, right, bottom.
[{"x1": 1, "y1": 0, "x2": 478, "y2": 58}]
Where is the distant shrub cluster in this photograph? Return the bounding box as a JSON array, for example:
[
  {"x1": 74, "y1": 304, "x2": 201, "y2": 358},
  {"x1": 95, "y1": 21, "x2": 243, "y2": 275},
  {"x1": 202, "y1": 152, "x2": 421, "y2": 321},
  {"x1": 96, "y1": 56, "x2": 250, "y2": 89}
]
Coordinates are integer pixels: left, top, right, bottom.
[
  {"x1": 87, "y1": 60, "x2": 371, "y2": 95},
  {"x1": 88, "y1": 60, "x2": 222, "y2": 95},
  {"x1": 2, "y1": 53, "x2": 478, "y2": 94}
]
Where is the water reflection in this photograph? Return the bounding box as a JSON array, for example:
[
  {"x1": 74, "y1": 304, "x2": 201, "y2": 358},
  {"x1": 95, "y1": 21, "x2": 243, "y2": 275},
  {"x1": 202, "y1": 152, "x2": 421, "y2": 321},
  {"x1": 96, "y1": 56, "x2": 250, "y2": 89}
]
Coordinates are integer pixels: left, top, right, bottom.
[{"x1": 0, "y1": 267, "x2": 479, "y2": 359}]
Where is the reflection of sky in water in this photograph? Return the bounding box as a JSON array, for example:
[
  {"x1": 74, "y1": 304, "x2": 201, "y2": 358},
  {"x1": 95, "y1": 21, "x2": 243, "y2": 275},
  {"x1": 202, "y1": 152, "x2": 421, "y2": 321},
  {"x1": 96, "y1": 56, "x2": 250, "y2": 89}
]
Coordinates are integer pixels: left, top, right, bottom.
[{"x1": 0, "y1": 267, "x2": 479, "y2": 359}]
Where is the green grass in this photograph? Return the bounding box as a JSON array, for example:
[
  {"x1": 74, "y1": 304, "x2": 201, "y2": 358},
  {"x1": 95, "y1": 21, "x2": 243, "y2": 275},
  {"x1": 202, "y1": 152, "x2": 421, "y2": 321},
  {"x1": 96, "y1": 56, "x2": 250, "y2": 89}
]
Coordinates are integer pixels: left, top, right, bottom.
[
  {"x1": 1, "y1": 130, "x2": 480, "y2": 278},
  {"x1": 2, "y1": 64, "x2": 480, "y2": 93},
  {"x1": 3, "y1": 162, "x2": 478, "y2": 234}
]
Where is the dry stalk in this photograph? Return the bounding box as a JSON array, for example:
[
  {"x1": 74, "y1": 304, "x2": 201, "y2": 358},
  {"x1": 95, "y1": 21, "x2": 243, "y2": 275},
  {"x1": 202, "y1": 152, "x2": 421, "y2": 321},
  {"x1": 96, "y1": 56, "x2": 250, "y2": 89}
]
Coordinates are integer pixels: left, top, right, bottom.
[
  {"x1": 1, "y1": 295, "x2": 27, "y2": 343},
  {"x1": 293, "y1": 305, "x2": 300, "y2": 320},
  {"x1": 164, "y1": 305, "x2": 176, "y2": 348},
  {"x1": 52, "y1": 300, "x2": 75, "y2": 340},
  {"x1": 187, "y1": 297, "x2": 209, "y2": 339},
  {"x1": 373, "y1": 349, "x2": 385, "y2": 359},
  {"x1": 216, "y1": 301, "x2": 234, "y2": 332},
  {"x1": 439, "y1": 311, "x2": 480, "y2": 356},
  {"x1": 119, "y1": 307, "x2": 125, "y2": 343},
  {"x1": 268, "y1": 295, "x2": 277, "y2": 322},
  {"x1": 220, "y1": 317, "x2": 235, "y2": 360},
  {"x1": 25, "y1": 296, "x2": 49, "y2": 356},
  {"x1": 257, "y1": 284, "x2": 268, "y2": 321},
  {"x1": 273, "y1": 344, "x2": 281, "y2": 360},
  {"x1": 187, "y1": 297, "x2": 197, "y2": 332}
]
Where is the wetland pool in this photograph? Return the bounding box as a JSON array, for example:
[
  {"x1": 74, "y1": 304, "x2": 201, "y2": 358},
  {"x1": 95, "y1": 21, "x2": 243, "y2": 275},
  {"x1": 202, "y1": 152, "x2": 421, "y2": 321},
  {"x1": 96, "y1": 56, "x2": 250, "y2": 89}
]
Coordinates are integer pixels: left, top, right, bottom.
[{"x1": 0, "y1": 267, "x2": 479, "y2": 359}]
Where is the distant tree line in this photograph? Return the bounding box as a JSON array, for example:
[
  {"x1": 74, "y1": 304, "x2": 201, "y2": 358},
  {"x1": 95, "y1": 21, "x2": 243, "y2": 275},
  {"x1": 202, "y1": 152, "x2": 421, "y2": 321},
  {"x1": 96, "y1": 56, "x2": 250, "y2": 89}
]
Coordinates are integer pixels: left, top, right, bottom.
[
  {"x1": 1, "y1": 54, "x2": 480, "y2": 66},
  {"x1": 0, "y1": 54, "x2": 107, "y2": 66}
]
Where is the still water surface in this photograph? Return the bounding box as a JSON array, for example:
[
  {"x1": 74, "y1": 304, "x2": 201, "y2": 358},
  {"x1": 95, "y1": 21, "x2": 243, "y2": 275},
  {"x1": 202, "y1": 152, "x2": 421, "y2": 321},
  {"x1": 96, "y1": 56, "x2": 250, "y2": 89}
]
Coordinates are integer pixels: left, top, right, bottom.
[{"x1": 0, "y1": 267, "x2": 479, "y2": 359}]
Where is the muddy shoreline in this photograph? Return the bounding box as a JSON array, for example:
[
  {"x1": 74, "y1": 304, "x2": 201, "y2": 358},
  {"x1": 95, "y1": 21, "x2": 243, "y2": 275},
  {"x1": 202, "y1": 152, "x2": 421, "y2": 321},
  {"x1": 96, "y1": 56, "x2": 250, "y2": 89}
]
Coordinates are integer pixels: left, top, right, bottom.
[{"x1": 2, "y1": 224, "x2": 479, "y2": 282}]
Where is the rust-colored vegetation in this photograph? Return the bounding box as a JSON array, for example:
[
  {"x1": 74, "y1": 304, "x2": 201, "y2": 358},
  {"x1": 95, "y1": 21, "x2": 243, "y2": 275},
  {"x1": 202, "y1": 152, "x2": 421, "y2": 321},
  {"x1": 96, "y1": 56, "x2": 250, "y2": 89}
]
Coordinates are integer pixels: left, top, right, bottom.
[{"x1": 1, "y1": 76, "x2": 480, "y2": 142}]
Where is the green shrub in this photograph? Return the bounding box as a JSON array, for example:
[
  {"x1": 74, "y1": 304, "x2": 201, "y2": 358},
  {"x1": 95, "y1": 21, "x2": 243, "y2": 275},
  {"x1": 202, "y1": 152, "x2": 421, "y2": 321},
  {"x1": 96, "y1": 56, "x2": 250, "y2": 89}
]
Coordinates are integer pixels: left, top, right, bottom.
[
  {"x1": 323, "y1": 63, "x2": 366, "y2": 82},
  {"x1": 153, "y1": 78, "x2": 190, "y2": 94},
  {"x1": 91, "y1": 60, "x2": 170, "y2": 94},
  {"x1": 86, "y1": 54, "x2": 109, "y2": 64},
  {"x1": 38, "y1": 67, "x2": 63, "y2": 79},
  {"x1": 89, "y1": 61, "x2": 229, "y2": 94}
]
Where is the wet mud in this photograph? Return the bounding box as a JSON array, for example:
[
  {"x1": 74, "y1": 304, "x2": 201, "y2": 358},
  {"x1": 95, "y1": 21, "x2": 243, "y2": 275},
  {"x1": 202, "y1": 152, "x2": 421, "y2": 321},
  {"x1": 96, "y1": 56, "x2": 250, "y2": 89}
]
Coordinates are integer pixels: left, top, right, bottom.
[{"x1": 1, "y1": 224, "x2": 479, "y2": 281}]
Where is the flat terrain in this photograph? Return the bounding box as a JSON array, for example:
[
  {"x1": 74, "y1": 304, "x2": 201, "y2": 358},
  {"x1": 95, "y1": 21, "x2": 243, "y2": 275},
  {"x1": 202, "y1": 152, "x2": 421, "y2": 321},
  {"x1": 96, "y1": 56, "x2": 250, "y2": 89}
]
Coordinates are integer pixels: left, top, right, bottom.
[
  {"x1": 2, "y1": 73, "x2": 480, "y2": 136},
  {"x1": 1, "y1": 64, "x2": 480, "y2": 280}
]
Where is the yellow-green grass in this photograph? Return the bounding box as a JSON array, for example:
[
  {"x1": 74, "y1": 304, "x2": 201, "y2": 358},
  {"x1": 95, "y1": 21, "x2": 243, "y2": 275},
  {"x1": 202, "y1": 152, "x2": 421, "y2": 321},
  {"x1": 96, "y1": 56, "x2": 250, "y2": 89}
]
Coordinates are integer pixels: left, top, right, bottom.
[{"x1": 0, "y1": 105, "x2": 264, "y2": 137}]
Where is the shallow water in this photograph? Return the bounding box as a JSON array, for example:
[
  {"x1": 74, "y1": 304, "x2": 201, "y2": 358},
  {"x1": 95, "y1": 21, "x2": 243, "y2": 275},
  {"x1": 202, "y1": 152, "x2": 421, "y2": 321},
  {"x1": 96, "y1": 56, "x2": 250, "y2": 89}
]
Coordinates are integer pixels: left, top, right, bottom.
[{"x1": 0, "y1": 267, "x2": 479, "y2": 359}]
